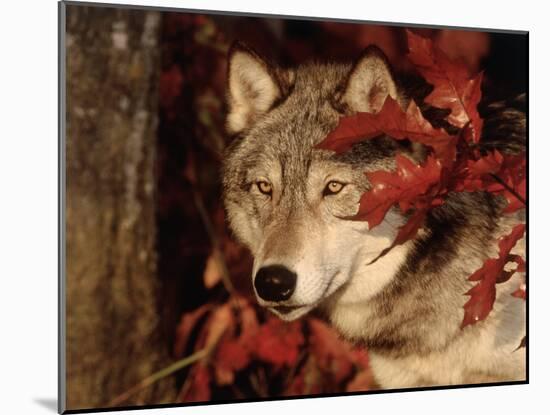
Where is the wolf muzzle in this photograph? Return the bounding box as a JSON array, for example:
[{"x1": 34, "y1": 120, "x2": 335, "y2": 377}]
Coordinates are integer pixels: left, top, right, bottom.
[{"x1": 254, "y1": 265, "x2": 297, "y2": 302}]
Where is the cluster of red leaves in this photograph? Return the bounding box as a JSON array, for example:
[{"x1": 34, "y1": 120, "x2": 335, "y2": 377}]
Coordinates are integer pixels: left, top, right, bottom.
[
  {"x1": 175, "y1": 297, "x2": 371, "y2": 402},
  {"x1": 462, "y1": 223, "x2": 526, "y2": 327},
  {"x1": 317, "y1": 30, "x2": 526, "y2": 329}
]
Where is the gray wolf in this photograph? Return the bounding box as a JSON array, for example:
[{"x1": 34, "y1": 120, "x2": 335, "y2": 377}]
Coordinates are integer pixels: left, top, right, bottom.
[{"x1": 222, "y1": 41, "x2": 526, "y2": 389}]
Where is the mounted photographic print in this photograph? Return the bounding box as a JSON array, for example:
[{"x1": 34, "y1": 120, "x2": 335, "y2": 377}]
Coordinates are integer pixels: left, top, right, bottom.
[{"x1": 59, "y1": 1, "x2": 528, "y2": 413}]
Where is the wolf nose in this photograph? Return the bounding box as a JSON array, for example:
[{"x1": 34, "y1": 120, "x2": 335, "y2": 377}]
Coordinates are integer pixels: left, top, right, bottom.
[{"x1": 254, "y1": 265, "x2": 297, "y2": 302}]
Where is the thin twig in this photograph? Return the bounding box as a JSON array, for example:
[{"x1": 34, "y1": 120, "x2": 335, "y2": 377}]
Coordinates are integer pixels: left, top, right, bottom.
[
  {"x1": 108, "y1": 348, "x2": 209, "y2": 407},
  {"x1": 191, "y1": 187, "x2": 236, "y2": 295},
  {"x1": 489, "y1": 173, "x2": 527, "y2": 206},
  {"x1": 249, "y1": 372, "x2": 264, "y2": 397},
  {"x1": 178, "y1": 369, "x2": 194, "y2": 401},
  {"x1": 284, "y1": 349, "x2": 306, "y2": 387}
]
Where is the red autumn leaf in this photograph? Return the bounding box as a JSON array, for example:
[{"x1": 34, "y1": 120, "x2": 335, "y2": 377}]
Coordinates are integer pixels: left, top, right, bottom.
[
  {"x1": 349, "y1": 348, "x2": 370, "y2": 370},
  {"x1": 451, "y1": 150, "x2": 502, "y2": 194},
  {"x1": 502, "y1": 177, "x2": 526, "y2": 213},
  {"x1": 511, "y1": 283, "x2": 527, "y2": 300},
  {"x1": 373, "y1": 209, "x2": 429, "y2": 263},
  {"x1": 508, "y1": 254, "x2": 526, "y2": 273},
  {"x1": 204, "y1": 303, "x2": 234, "y2": 350},
  {"x1": 354, "y1": 154, "x2": 443, "y2": 228},
  {"x1": 174, "y1": 304, "x2": 212, "y2": 357},
  {"x1": 214, "y1": 335, "x2": 250, "y2": 385},
  {"x1": 406, "y1": 30, "x2": 484, "y2": 143},
  {"x1": 496, "y1": 254, "x2": 526, "y2": 284},
  {"x1": 237, "y1": 299, "x2": 260, "y2": 343},
  {"x1": 180, "y1": 364, "x2": 211, "y2": 403},
  {"x1": 213, "y1": 300, "x2": 259, "y2": 385},
  {"x1": 492, "y1": 154, "x2": 526, "y2": 213},
  {"x1": 254, "y1": 317, "x2": 304, "y2": 368},
  {"x1": 284, "y1": 356, "x2": 323, "y2": 396},
  {"x1": 346, "y1": 370, "x2": 374, "y2": 393},
  {"x1": 462, "y1": 224, "x2": 526, "y2": 328},
  {"x1": 317, "y1": 98, "x2": 455, "y2": 163},
  {"x1": 284, "y1": 367, "x2": 306, "y2": 396},
  {"x1": 468, "y1": 150, "x2": 504, "y2": 176},
  {"x1": 177, "y1": 303, "x2": 235, "y2": 395},
  {"x1": 307, "y1": 319, "x2": 373, "y2": 391},
  {"x1": 457, "y1": 151, "x2": 526, "y2": 213},
  {"x1": 308, "y1": 319, "x2": 354, "y2": 383}
]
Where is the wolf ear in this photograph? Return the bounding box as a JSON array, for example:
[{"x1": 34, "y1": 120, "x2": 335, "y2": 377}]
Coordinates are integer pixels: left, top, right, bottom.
[
  {"x1": 226, "y1": 42, "x2": 291, "y2": 134},
  {"x1": 339, "y1": 45, "x2": 400, "y2": 113}
]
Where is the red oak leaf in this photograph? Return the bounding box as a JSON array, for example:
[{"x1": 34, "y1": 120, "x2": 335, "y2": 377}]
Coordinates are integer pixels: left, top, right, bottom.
[
  {"x1": 354, "y1": 154, "x2": 443, "y2": 228},
  {"x1": 203, "y1": 303, "x2": 234, "y2": 350},
  {"x1": 308, "y1": 319, "x2": 354, "y2": 383},
  {"x1": 254, "y1": 317, "x2": 304, "y2": 368},
  {"x1": 502, "y1": 176, "x2": 526, "y2": 213},
  {"x1": 284, "y1": 356, "x2": 323, "y2": 396},
  {"x1": 212, "y1": 300, "x2": 259, "y2": 385},
  {"x1": 468, "y1": 150, "x2": 504, "y2": 176},
  {"x1": 496, "y1": 254, "x2": 526, "y2": 284},
  {"x1": 238, "y1": 299, "x2": 260, "y2": 344},
  {"x1": 456, "y1": 151, "x2": 526, "y2": 213},
  {"x1": 308, "y1": 319, "x2": 373, "y2": 391},
  {"x1": 407, "y1": 30, "x2": 484, "y2": 143},
  {"x1": 511, "y1": 283, "x2": 527, "y2": 300},
  {"x1": 346, "y1": 370, "x2": 374, "y2": 393},
  {"x1": 180, "y1": 364, "x2": 211, "y2": 402},
  {"x1": 508, "y1": 255, "x2": 526, "y2": 273},
  {"x1": 462, "y1": 224, "x2": 526, "y2": 328},
  {"x1": 372, "y1": 209, "x2": 429, "y2": 263},
  {"x1": 491, "y1": 154, "x2": 526, "y2": 213},
  {"x1": 174, "y1": 304, "x2": 212, "y2": 357},
  {"x1": 317, "y1": 98, "x2": 456, "y2": 164},
  {"x1": 451, "y1": 150, "x2": 503, "y2": 193},
  {"x1": 284, "y1": 367, "x2": 306, "y2": 396},
  {"x1": 214, "y1": 335, "x2": 251, "y2": 385},
  {"x1": 349, "y1": 348, "x2": 370, "y2": 370}
]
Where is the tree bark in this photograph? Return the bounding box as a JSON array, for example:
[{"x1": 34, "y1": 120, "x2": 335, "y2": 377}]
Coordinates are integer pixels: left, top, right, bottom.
[{"x1": 64, "y1": 4, "x2": 175, "y2": 410}]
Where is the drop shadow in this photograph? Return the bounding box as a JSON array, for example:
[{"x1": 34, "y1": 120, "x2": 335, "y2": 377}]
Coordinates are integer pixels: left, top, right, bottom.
[{"x1": 34, "y1": 398, "x2": 57, "y2": 413}]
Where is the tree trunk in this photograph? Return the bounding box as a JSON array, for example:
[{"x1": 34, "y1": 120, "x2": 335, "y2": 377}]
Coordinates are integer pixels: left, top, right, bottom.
[{"x1": 64, "y1": 4, "x2": 175, "y2": 410}]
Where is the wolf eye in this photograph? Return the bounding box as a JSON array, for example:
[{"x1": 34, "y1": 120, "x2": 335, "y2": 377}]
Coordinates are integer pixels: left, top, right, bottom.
[
  {"x1": 256, "y1": 181, "x2": 273, "y2": 196},
  {"x1": 323, "y1": 181, "x2": 346, "y2": 196}
]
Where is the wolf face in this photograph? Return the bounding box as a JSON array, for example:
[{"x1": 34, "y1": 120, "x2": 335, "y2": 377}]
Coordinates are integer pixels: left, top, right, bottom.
[{"x1": 222, "y1": 42, "x2": 411, "y2": 321}]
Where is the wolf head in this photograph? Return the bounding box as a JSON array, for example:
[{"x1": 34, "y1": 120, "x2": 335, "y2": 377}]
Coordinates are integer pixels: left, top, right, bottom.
[{"x1": 222, "y1": 42, "x2": 412, "y2": 321}]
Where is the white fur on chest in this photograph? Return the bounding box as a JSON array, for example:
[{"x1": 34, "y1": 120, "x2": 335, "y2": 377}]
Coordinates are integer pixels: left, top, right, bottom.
[
  {"x1": 370, "y1": 277, "x2": 526, "y2": 388},
  {"x1": 328, "y1": 263, "x2": 526, "y2": 389},
  {"x1": 325, "y1": 221, "x2": 526, "y2": 389}
]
